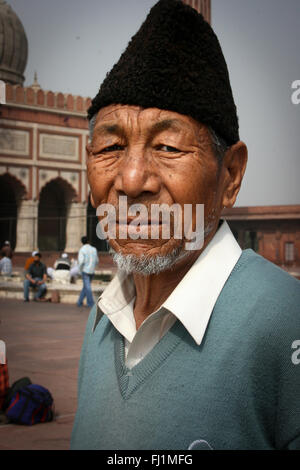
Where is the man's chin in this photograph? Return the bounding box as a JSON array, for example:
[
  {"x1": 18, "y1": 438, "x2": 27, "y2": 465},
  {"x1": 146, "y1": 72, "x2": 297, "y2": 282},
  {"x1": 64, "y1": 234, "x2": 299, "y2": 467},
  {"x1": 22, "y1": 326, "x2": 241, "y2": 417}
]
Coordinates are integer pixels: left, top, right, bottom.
[{"x1": 108, "y1": 239, "x2": 189, "y2": 276}]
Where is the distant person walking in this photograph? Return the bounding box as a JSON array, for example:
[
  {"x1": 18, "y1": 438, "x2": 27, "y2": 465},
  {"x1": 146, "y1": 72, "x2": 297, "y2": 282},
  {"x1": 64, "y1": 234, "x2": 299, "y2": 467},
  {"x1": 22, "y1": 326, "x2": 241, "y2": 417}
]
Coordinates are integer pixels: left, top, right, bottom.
[{"x1": 77, "y1": 237, "x2": 98, "y2": 308}]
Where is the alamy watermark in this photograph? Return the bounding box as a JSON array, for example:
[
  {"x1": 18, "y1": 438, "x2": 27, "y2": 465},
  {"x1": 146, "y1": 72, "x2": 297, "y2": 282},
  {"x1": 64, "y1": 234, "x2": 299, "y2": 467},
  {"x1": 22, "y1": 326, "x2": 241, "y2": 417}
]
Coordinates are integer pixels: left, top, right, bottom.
[
  {"x1": 291, "y1": 340, "x2": 300, "y2": 365},
  {"x1": 291, "y1": 80, "x2": 300, "y2": 105},
  {"x1": 95, "y1": 196, "x2": 205, "y2": 251}
]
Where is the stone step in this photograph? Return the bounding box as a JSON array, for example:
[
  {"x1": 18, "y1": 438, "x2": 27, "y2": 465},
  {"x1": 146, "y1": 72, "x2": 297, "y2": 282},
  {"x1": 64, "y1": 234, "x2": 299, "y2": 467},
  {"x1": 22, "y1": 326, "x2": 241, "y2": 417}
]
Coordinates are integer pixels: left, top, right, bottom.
[
  {"x1": 5, "y1": 269, "x2": 114, "y2": 284},
  {"x1": 0, "y1": 279, "x2": 109, "y2": 304}
]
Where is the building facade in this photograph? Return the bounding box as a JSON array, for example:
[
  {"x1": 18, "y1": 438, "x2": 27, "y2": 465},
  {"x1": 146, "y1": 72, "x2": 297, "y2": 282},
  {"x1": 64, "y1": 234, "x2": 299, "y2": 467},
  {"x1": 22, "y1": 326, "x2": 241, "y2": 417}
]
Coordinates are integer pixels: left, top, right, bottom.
[
  {"x1": 223, "y1": 205, "x2": 300, "y2": 279},
  {"x1": 0, "y1": 0, "x2": 95, "y2": 257},
  {"x1": 0, "y1": 81, "x2": 92, "y2": 254}
]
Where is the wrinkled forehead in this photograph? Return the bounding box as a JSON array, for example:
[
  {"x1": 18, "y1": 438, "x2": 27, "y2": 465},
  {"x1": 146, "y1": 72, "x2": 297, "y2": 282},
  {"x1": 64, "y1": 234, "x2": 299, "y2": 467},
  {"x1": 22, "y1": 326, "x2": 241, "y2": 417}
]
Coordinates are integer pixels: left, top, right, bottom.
[{"x1": 93, "y1": 104, "x2": 209, "y2": 140}]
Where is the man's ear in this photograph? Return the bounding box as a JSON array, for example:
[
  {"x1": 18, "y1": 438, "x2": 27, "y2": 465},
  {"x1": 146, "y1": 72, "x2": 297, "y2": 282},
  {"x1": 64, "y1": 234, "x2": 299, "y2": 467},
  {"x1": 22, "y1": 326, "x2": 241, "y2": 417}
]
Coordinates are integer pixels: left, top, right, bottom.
[{"x1": 222, "y1": 141, "x2": 248, "y2": 208}]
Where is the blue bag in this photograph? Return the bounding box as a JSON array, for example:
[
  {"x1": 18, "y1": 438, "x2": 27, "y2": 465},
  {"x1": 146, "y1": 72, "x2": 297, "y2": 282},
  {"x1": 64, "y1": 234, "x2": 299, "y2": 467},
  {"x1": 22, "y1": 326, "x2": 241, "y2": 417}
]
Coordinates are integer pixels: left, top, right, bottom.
[{"x1": 5, "y1": 384, "x2": 54, "y2": 425}]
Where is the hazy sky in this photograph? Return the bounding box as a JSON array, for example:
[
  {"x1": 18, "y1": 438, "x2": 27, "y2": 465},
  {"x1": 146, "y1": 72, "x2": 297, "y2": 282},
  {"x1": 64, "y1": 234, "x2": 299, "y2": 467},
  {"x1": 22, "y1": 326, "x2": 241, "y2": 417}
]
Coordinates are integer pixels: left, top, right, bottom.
[{"x1": 7, "y1": 0, "x2": 300, "y2": 207}]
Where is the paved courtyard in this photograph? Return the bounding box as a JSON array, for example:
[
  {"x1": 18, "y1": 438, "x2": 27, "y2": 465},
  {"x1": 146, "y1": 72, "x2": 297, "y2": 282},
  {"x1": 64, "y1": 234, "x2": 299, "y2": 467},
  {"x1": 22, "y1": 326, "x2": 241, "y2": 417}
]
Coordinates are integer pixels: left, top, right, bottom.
[{"x1": 0, "y1": 298, "x2": 90, "y2": 450}]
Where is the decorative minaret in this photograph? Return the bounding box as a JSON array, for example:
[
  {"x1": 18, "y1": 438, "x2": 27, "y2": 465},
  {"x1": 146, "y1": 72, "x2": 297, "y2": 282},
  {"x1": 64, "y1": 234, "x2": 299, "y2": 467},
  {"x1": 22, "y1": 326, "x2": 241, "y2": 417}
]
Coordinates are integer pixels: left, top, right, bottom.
[
  {"x1": 31, "y1": 71, "x2": 41, "y2": 91},
  {"x1": 182, "y1": 0, "x2": 211, "y2": 23}
]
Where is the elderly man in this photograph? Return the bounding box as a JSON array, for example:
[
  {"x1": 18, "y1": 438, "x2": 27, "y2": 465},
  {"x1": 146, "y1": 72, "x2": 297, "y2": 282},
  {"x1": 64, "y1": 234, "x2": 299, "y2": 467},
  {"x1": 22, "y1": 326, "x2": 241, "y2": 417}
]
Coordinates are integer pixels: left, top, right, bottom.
[{"x1": 71, "y1": 0, "x2": 300, "y2": 450}]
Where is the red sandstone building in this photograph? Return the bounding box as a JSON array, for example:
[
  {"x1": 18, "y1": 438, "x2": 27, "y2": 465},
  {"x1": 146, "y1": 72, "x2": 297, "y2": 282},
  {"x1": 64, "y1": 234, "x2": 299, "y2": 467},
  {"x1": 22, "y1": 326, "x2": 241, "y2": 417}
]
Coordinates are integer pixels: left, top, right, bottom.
[
  {"x1": 0, "y1": 0, "x2": 96, "y2": 258},
  {"x1": 223, "y1": 206, "x2": 300, "y2": 280},
  {"x1": 0, "y1": 79, "x2": 92, "y2": 254}
]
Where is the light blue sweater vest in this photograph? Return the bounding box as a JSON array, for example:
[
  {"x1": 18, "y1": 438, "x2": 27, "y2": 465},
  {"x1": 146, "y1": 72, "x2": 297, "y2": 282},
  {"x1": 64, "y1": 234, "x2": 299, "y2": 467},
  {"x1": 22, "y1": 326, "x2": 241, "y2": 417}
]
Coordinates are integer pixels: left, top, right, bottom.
[{"x1": 70, "y1": 250, "x2": 300, "y2": 450}]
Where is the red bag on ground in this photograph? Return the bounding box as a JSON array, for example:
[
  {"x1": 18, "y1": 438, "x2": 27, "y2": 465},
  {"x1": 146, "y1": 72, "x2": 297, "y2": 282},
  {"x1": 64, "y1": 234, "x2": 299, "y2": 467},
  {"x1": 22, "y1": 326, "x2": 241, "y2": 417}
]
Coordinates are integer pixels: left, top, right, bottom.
[{"x1": 0, "y1": 363, "x2": 9, "y2": 410}]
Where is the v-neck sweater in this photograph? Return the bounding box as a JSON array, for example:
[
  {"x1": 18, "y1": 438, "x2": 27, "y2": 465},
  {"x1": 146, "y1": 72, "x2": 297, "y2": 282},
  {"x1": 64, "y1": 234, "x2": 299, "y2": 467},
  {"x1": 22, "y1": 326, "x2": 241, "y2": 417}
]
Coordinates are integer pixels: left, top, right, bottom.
[
  {"x1": 97, "y1": 220, "x2": 241, "y2": 369},
  {"x1": 71, "y1": 250, "x2": 300, "y2": 450}
]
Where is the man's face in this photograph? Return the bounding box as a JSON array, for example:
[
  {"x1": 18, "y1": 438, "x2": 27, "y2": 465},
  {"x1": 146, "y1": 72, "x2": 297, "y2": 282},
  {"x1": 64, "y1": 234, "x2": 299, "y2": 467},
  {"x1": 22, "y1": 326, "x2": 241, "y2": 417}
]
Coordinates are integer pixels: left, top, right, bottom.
[
  {"x1": 87, "y1": 105, "x2": 233, "y2": 259},
  {"x1": 34, "y1": 255, "x2": 40, "y2": 263}
]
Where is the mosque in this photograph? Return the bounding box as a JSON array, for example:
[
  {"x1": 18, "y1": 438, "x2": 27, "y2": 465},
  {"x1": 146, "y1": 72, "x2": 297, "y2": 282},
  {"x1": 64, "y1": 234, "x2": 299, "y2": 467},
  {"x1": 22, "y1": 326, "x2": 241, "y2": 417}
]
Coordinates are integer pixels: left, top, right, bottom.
[
  {"x1": 0, "y1": 0, "x2": 98, "y2": 261},
  {"x1": 0, "y1": 0, "x2": 299, "y2": 278}
]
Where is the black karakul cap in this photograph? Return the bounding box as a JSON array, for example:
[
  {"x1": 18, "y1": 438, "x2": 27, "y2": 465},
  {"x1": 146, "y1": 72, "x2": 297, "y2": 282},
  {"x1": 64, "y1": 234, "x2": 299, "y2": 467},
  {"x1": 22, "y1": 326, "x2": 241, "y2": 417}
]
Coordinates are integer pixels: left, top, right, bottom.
[{"x1": 88, "y1": 0, "x2": 239, "y2": 145}]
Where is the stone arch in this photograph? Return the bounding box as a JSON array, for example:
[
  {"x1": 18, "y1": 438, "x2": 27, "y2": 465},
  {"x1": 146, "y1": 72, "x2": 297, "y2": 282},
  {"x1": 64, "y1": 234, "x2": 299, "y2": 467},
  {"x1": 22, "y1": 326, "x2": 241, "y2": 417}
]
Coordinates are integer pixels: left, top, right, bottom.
[
  {"x1": 38, "y1": 176, "x2": 77, "y2": 203},
  {"x1": 38, "y1": 177, "x2": 77, "y2": 251},
  {"x1": 0, "y1": 171, "x2": 28, "y2": 200},
  {"x1": 0, "y1": 172, "x2": 27, "y2": 249}
]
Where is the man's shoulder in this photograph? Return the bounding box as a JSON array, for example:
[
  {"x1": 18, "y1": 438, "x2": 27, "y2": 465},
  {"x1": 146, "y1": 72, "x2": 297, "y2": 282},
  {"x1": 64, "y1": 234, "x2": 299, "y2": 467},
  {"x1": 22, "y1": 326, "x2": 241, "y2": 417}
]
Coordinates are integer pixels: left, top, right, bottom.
[
  {"x1": 234, "y1": 249, "x2": 300, "y2": 296},
  {"x1": 84, "y1": 304, "x2": 110, "y2": 340},
  {"x1": 224, "y1": 249, "x2": 300, "y2": 331},
  {"x1": 211, "y1": 250, "x2": 300, "y2": 369},
  {"x1": 87, "y1": 245, "x2": 98, "y2": 257},
  {"x1": 82, "y1": 244, "x2": 94, "y2": 252}
]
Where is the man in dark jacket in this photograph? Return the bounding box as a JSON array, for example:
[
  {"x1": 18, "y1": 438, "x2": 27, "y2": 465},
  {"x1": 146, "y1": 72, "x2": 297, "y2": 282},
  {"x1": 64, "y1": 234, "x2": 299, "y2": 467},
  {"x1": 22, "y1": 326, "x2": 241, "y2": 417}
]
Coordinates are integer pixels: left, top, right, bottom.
[{"x1": 24, "y1": 252, "x2": 47, "y2": 302}]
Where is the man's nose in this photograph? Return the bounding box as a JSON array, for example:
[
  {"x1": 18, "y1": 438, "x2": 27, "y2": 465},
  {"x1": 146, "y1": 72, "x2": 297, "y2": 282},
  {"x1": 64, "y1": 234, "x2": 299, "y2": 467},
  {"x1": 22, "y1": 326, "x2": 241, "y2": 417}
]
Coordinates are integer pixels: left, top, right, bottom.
[{"x1": 114, "y1": 149, "x2": 161, "y2": 199}]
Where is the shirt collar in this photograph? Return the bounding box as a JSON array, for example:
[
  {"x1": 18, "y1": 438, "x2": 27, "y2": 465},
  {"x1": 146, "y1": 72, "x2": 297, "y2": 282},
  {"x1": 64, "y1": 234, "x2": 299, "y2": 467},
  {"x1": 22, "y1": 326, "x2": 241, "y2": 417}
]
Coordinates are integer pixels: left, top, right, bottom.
[
  {"x1": 95, "y1": 220, "x2": 241, "y2": 344},
  {"x1": 162, "y1": 220, "x2": 241, "y2": 345}
]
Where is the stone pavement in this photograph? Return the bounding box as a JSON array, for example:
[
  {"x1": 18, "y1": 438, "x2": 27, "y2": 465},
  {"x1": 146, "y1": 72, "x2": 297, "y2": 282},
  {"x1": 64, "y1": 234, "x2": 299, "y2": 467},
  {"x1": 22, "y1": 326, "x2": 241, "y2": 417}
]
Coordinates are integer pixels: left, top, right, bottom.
[{"x1": 0, "y1": 298, "x2": 90, "y2": 450}]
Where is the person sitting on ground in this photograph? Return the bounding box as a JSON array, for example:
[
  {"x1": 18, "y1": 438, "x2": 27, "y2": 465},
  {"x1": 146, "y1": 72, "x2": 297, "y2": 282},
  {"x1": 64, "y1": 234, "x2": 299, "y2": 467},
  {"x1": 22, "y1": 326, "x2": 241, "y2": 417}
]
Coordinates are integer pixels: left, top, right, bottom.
[
  {"x1": 24, "y1": 252, "x2": 47, "y2": 302},
  {"x1": 1, "y1": 241, "x2": 13, "y2": 259},
  {"x1": 48, "y1": 253, "x2": 71, "y2": 284},
  {"x1": 0, "y1": 255, "x2": 12, "y2": 277},
  {"x1": 54, "y1": 253, "x2": 71, "y2": 271}
]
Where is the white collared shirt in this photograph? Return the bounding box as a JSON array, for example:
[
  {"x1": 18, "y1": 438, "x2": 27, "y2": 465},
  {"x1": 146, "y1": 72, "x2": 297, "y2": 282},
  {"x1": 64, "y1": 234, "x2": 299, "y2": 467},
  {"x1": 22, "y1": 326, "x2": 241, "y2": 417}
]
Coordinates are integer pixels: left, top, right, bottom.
[{"x1": 97, "y1": 220, "x2": 241, "y2": 369}]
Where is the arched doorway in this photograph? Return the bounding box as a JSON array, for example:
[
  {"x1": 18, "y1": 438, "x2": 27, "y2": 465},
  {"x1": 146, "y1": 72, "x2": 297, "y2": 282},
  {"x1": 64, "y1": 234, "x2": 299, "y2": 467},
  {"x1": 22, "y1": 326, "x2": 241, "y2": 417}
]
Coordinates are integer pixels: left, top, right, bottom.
[
  {"x1": 38, "y1": 178, "x2": 76, "y2": 251},
  {"x1": 87, "y1": 195, "x2": 108, "y2": 252},
  {"x1": 0, "y1": 173, "x2": 26, "y2": 249}
]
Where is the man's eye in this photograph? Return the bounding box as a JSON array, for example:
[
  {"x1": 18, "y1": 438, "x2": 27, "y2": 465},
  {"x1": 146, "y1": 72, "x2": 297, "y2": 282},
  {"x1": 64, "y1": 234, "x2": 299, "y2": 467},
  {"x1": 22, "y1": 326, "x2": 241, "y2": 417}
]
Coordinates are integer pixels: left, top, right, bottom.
[
  {"x1": 101, "y1": 144, "x2": 124, "y2": 152},
  {"x1": 158, "y1": 145, "x2": 180, "y2": 152}
]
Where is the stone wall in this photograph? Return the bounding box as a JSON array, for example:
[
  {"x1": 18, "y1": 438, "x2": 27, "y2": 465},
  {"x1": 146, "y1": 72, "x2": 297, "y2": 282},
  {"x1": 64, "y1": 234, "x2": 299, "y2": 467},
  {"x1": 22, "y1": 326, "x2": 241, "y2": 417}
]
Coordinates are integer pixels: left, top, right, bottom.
[{"x1": 5, "y1": 83, "x2": 91, "y2": 114}]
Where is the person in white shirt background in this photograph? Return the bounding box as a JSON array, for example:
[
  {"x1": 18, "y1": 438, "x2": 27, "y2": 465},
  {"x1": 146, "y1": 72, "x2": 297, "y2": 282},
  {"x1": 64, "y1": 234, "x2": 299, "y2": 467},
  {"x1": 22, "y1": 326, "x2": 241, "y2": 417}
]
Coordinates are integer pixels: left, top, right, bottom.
[{"x1": 76, "y1": 236, "x2": 99, "y2": 308}]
